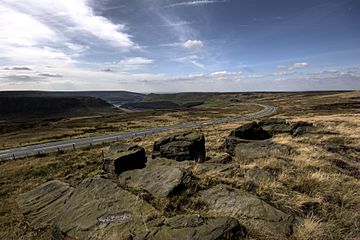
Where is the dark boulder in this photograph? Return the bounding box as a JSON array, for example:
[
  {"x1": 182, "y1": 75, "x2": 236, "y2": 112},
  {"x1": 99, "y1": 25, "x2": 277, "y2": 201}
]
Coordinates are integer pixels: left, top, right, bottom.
[
  {"x1": 258, "y1": 118, "x2": 292, "y2": 134},
  {"x1": 222, "y1": 122, "x2": 272, "y2": 155},
  {"x1": 103, "y1": 143, "x2": 147, "y2": 175},
  {"x1": 230, "y1": 122, "x2": 272, "y2": 140},
  {"x1": 152, "y1": 132, "x2": 206, "y2": 162}
]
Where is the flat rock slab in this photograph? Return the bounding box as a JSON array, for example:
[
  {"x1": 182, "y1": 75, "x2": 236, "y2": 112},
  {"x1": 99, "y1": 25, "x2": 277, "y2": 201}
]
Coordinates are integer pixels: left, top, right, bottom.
[
  {"x1": 234, "y1": 139, "x2": 293, "y2": 163},
  {"x1": 135, "y1": 215, "x2": 247, "y2": 240},
  {"x1": 119, "y1": 158, "x2": 192, "y2": 198},
  {"x1": 17, "y1": 176, "x2": 158, "y2": 239},
  {"x1": 197, "y1": 184, "x2": 294, "y2": 239}
]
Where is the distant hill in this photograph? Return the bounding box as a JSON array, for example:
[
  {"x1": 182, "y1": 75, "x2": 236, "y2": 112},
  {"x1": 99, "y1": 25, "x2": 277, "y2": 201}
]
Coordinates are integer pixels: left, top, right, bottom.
[
  {"x1": 0, "y1": 91, "x2": 146, "y2": 106},
  {"x1": 0, "y1": 95, "x2": 116, "y2": 120}
]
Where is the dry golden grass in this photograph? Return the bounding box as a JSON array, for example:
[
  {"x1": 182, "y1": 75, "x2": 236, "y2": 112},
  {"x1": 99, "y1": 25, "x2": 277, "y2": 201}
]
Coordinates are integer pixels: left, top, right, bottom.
[{"x1": 0, "y1": 91, "x2": 359, "y2": 239}]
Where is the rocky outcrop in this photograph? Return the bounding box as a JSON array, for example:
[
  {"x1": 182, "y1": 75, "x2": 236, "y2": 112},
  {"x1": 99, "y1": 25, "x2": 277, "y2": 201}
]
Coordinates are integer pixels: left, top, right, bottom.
[
  {"x1": 16, "y1": 177, "x2": 158, "y2": 239},
  {"x1": 119, "y1": 158, "x2": 193, "y2": 198},
  {"x1": 103, "y1": 143, "x2": 146, "y2": 175},
  {"x1": 152, "y1": 132, "x2": 206, "y2": 162},
  {"x1": 135, "y1": 215, "x2": 247, "y2": 240},
  {"x1": 197, "y1": 184, "x2": 294, "y2": 239}
]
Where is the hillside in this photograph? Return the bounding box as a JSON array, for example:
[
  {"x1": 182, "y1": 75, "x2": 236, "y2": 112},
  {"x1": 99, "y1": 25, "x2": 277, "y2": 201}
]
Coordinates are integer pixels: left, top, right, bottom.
[
  {"x1": 0, "y1": 95, "x2": 116, "y2": 120},
  {"x1": 0, "y1": 91, "x2": 146, "y2": 106}
]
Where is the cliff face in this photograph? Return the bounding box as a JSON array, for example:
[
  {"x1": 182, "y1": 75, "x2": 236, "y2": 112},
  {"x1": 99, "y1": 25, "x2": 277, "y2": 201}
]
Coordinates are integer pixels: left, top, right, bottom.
[{"x1": 0, "y1": 96, "x2": 115, "y2": 119}]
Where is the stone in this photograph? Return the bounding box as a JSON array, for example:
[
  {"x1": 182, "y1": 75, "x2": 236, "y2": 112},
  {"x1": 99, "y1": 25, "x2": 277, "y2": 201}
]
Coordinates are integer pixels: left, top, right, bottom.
[
  {"x1": 16, "y1": 176, "x2": 158, "y2": 239},
  {"x1": 197, "y1": 184, "x2": 294, "y2": 238},
  {"x1": 206, "y1": 153, "x2": 232, "y2": 164},
  {"x1": 229, "y1": 122, "x2": 272, "y2": 140},
  {"x1": 119, "y1": 158, "x2": 193, "y2": 198},
  {"x1": 258, "y1": 118, "x2": 292, "y2": 134},
  {"x1": 103, "y1": 143, "x2": 147, "y2": 175},
  {"x1": 245, "y1": 167, "x2": 275, "y2": 184},
  {"x1": 152, "y1": 132, "x2": 206, "y2": 162},
  {"x1": 134, "y1": 215, "x2": 247, "y2": 240},
  {"x1": 234, "y1": 139, "x2": 292, "y2": 163},
  {"x1": 291, "y1": 121, "x2": 314, "y2": 136},
  {"x1": 222, "y1": 122, "x2": 272, "y2": 155}
]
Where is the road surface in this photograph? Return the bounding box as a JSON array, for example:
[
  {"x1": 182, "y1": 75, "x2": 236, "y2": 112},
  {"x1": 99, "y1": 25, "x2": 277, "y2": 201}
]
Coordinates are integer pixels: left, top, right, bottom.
[{"x1": 0, "y1": 105, "x2": 275, "y2": 162}]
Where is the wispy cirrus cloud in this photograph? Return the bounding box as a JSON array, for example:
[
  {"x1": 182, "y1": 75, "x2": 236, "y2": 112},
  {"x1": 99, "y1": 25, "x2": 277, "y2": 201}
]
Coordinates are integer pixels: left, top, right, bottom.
[
  {"x1": 167, "y1": 0, "x2": 229, "y2": 8},
  {"x1": 0, "y1": 0, "x2": 138, "y2": 67},
  {"x1": 276, "y1": 62, "x2": 309, "y2": 70},
  {"x1": 3, "y1": 66, "x2": 32, "y2": 71}
]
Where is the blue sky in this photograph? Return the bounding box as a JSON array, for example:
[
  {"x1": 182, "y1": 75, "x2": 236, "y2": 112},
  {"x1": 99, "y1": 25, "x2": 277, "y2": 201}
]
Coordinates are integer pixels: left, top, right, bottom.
[{"x1": 0, "y1": 0, "x2": 359, "y2": 92}]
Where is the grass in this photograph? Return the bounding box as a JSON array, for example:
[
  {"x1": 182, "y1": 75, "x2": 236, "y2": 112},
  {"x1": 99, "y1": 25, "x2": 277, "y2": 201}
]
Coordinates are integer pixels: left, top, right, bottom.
[{"x1": 0, "y1": 91, "x2": 359, "y2": 239}]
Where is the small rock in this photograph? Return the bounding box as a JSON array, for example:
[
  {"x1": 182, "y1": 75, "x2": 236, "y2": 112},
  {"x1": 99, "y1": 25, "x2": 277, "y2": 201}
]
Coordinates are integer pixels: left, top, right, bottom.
[
  {"x1": 152, "y1": 132, "x2": 206, "y2": 162},
  {"x1": 103, "y1": 143, "x2": 147, "y2": 175},
  {"x1": 291, "y1": 121, "x2": 314, "y2": 136},
  {"x1": 206, "y1": 154, "x2": 232, "y2": 164}
]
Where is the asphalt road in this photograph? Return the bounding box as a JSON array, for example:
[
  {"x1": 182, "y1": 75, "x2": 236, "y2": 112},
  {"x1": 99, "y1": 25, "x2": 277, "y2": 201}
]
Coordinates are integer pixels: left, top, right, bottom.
[{"x1": 0, "y1": 105, "x2": 275, "y2": 162}]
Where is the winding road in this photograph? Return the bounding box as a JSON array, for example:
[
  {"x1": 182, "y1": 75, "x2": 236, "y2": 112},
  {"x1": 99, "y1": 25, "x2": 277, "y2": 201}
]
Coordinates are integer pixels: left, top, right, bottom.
[{"x1": 0, "y1": 105, "x2": 275, "y2": 162}]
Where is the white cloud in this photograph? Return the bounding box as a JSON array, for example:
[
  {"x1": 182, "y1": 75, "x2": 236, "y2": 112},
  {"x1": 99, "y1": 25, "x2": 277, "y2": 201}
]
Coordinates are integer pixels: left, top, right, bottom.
[
  {"x1": 167, "y1": 0, "x2": 228, "y2": 8},
  {"x1": 120, "y1": 57, "x2": 154, "y2": 65},
  {"x1": 272, "y1": 71, "x2": 289, "y2": 76},
  {"x1": 183, "y1": 40, "x2": 204, "y2": 49},
  {"x1": 1, "y1": 0, "x2": 135, "y2": 49},
  {"x1": 276, "y1": 62, "x2": 309, "y2": 70},
  {"x1": 0, "y1": 0, "x2": 137, "y2": 68},
  {"x1": 209, "y1": 71, "x2": 242, "y2": 77},
  {"x1": 290, "y1": 62, "x2": 309, "y2": 70},
  {"x1": 175, "y1": 55, "x2": 205, "y2": 68}
]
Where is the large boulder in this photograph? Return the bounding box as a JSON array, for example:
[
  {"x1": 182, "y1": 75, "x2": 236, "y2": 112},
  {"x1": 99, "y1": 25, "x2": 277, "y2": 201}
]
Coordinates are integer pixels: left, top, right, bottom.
[
  {"x1": 223, "y1": 122, "x2": 271, "y2": 155},
  {"x1": 135, "y1": 215, "x2": 247, "y2": 240},
  {"x1": 229, "y1": 122, "x2": 272, "y2": 140},
  {"x1": 197, "y1": 184, "x2": 294, "y2": 239},
  {"x1": 119, "y1": 158, "x2": 193, "y2": 198},
  {"x1": 103, "y1": 143, "x2": 147, "y2": 175},
  {"x1": 234, "y1": 140, "x2": 292, "y2": 163},
  {"x1": 16, "y1": 177, "x2": 158, "y2": 239},
  {"x1": 258, "y1": 118, "x2": 292, "y2": 134},
  {"x1": 152, "y1": 132, "x2": 206, "y2": 162}
]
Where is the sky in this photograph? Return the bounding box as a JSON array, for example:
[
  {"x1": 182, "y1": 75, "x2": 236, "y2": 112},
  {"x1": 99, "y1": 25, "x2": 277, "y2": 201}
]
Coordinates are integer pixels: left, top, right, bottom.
[{"x1": 0, "y1": 0, "x2": 359, "y2": 92}]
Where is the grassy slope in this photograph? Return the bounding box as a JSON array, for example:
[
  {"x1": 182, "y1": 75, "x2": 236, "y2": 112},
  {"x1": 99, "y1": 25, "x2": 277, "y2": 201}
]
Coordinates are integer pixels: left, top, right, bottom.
[{"x1": 0, "y1": 91, "x2": 359, "y2": 239}]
